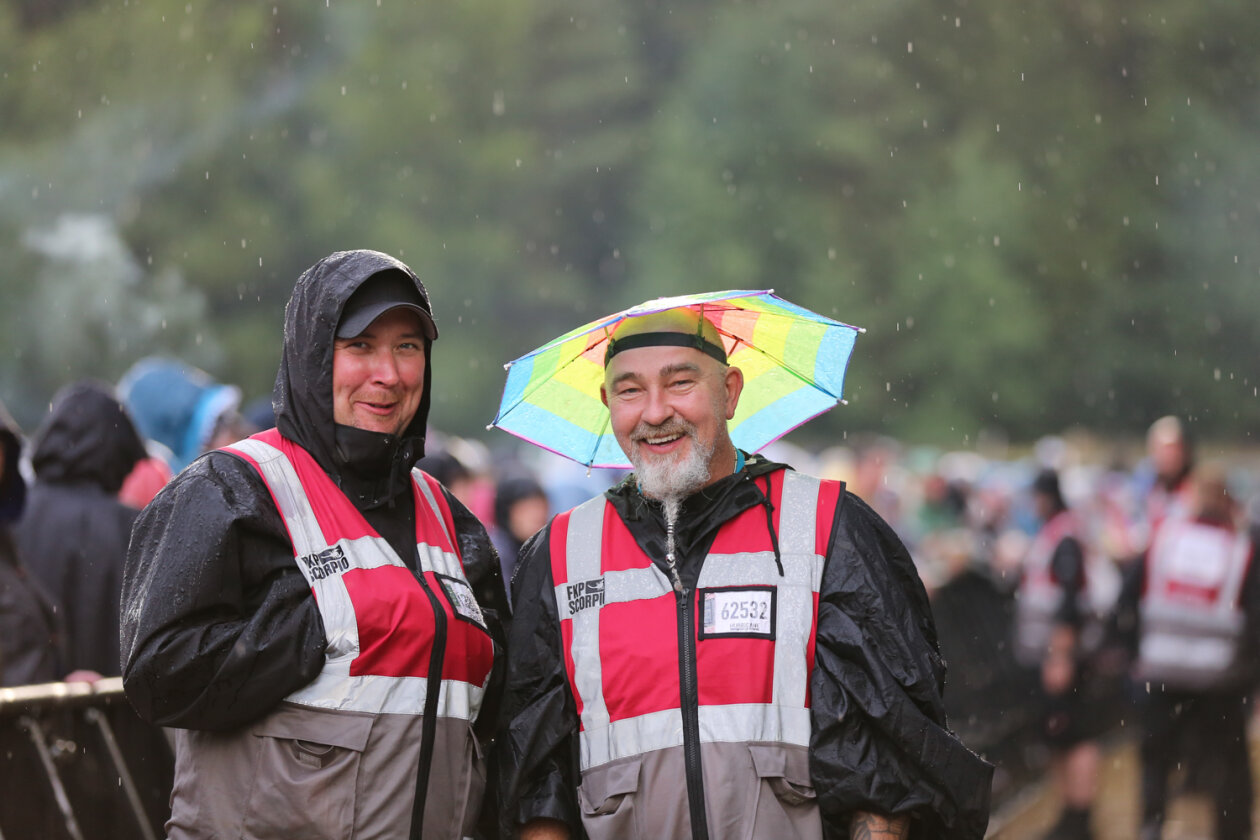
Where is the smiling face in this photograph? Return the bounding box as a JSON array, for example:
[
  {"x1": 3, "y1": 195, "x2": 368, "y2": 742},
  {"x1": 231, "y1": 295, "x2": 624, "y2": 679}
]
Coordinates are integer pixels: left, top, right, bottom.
[
  {"x1": 332, "y1": 307, "x2": 428, "y2": 437},
  {"x1": 601, "y1": 323, "x2": 743, "y2": 500}
]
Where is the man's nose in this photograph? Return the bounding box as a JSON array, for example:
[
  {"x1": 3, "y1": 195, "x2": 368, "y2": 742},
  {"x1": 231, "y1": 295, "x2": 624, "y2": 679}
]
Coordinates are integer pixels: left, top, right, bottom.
[
  {"x1": 369, "y1": 350, "x2": 402, "y2": 385},
  {"x1": 641, "y1": 388, "x2": 674, "y2": 426}
]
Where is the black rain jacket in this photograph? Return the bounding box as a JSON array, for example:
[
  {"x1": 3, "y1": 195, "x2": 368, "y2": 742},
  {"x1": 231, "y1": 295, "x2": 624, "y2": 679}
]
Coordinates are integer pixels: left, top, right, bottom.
[
  {"x1": 498, "y1": 456, "x2": 992, "y2": 839},
  {"x1": 121, "y1": 250, "x2": 508, "y2": 735},
  {"x1": 15, "y1": 380, "x2": 145, "y2": 676},
  {"x1": 0, "y1": 410, "x2": 63, "y2": 687}
]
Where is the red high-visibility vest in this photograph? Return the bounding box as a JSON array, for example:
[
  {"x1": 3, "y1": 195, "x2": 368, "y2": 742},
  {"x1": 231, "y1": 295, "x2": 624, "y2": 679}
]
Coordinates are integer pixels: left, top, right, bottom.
[
  {"x1": 550, "y1": 469, "x2": 838, "y2": 772},
  {"x1": 228, "y1": 429, "x2": 494, "y2": 718},
  {"x1": 1140, "y1": 516, "x2": 1253, "y2": 690}
]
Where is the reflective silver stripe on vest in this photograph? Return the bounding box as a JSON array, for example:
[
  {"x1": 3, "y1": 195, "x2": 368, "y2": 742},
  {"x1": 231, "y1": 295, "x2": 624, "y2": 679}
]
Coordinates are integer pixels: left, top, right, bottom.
[
  {"x1": 580, "y1": 703, "x2": 813, "y2": 770},
  {"x1": 558, "y1": 471, "x2": 823, "y2": 771},
  {"x1": 412, "y1": 471, "x2": 466, "y2": 579},
  {"x1": 562, "y1": 497, "x2": 616, "y2": 745},
  {"x1": 1140, "y1": 522, "x2": 1251, "y2": 687},
  {"x1": 229, "y1": 438, "x2": 484, "y2": 719}
]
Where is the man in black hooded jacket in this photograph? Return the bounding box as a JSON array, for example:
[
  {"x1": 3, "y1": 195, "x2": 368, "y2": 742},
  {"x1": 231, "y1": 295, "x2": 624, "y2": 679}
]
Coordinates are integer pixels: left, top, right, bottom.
[{"x1": 121, "y1": 250, "x2": 508, "y2": 840}]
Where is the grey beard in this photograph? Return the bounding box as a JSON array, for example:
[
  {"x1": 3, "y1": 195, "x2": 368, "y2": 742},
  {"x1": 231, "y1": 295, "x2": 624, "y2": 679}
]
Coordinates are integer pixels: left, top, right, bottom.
[{"x1": 632, "y1": 431, "x2": 714, "y2": 503}]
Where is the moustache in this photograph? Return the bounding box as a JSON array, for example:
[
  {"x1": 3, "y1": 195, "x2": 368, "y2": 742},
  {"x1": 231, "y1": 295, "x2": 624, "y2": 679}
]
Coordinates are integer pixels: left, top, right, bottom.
[{"x1": 630, "y1": 419, "x2": 695, "y2": 443}]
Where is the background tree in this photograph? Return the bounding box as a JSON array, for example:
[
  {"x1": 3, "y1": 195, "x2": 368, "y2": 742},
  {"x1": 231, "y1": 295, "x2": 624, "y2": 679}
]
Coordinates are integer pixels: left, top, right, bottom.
[{"x1": 1, "y1": 0, "x2": 1256, "y2": 451}]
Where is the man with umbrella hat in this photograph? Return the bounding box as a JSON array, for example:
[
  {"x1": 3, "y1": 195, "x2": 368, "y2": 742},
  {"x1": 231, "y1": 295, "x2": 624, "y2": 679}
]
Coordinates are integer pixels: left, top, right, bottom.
[{"x1": 496, "y1": 302, "x2": 991, "y2": 840}]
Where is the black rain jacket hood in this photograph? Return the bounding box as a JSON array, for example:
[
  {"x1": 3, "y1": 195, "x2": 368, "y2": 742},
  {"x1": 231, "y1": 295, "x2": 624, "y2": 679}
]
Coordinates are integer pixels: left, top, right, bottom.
[
  {"x1": 30, "y1": 380, "x2": 146, "y2": 494},
  {"x1": 274, "y1": 249, "x2": 436, "y2": 504}
]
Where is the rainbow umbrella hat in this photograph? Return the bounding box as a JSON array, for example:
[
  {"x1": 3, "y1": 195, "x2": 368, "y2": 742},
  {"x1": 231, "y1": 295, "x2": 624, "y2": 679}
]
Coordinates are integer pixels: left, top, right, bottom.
[{"x1": 489, "y1": 290, "x2": 864, "y2": 469}]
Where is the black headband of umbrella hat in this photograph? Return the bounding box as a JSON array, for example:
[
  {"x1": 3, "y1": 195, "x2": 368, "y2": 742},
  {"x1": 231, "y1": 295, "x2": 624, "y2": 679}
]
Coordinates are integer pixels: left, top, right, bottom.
[{"x1": 604, "y1": 330, "x2": 728, "y2": 367}]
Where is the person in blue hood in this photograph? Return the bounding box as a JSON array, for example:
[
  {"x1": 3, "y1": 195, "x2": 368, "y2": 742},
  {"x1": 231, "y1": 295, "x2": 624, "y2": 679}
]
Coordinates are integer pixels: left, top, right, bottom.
[{"x1": 118, "y1": 356, "x2": 247, "y2": 474}]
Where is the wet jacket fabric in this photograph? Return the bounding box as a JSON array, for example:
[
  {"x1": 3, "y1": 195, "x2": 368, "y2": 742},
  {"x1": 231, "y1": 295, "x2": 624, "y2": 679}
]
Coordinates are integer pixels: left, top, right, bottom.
[
  {"x1": 121, "y1": 250, "x2": 509, "y2": 840},
  {"x1": 0, "y1": 412, "x2": 72, "y2": 840},
  {"x1": 14, "y1": 380, "x2": 145, "y2": 676},
  {"x1": 0, "y1": 416, "x2": 63, "y2": 686},
  {"x1": 499, "y1": 456, "x2": 992, "y2": 840}
]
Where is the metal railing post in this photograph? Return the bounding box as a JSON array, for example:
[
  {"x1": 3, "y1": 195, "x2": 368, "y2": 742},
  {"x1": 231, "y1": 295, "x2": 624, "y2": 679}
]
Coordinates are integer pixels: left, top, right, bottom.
[
  {"x1": 83, "y1": 707, "x2": 159, "y2": 840},
  {"x1": 17, "y1": 715, "x2": 86, "y2": 840}
]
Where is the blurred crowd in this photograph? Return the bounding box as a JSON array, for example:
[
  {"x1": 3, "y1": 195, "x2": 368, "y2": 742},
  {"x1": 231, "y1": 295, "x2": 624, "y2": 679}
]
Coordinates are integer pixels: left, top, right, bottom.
[{"x1": 3, "y1": 356, "x2": 1258, "y2": 840}]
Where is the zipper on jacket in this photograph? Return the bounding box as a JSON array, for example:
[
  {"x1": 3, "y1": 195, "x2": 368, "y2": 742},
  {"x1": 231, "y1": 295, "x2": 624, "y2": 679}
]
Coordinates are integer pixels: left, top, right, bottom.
[
  {"x1": 409, "y1": 556, "x2": 447, "y2": 840},
  {"x1": 667, "y1": 516, "x2": 710, "y2": 840}
]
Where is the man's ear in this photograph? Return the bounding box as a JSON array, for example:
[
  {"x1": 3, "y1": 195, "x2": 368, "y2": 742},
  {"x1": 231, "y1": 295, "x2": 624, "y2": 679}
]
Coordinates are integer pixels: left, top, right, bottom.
[
  {"x1": 600, "y1": 384, "x2": 609, "y2": 408},
  {"x1": 723, "y1": 366, "x2": 744, "y2": 420}
]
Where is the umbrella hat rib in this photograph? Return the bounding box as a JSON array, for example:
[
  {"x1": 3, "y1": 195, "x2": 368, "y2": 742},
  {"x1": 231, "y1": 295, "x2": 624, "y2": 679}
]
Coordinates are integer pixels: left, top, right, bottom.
[
  {"x1": 712, "y1": 325, "x2": 841, "y2": 402},
  {"x1": 583, "y1": 402, "x2": 612, "y2": 468}
]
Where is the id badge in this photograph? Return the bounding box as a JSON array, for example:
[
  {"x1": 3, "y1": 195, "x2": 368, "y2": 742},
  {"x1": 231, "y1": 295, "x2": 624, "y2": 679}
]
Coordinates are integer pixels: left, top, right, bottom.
[{"x1": 699, "y1": 586, "x2": 776, "y2": 640}]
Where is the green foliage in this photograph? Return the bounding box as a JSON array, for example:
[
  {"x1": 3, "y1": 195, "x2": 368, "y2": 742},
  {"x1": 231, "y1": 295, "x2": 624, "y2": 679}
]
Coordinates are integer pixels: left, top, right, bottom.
[{"x1": 1, "y1": 0, "x2": 1257, "y2": 446}]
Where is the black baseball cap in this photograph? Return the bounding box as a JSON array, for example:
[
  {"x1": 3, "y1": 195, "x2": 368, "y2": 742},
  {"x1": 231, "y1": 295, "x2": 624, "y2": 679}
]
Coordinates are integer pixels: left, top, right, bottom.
[{"x1": 337, "y1": 271, "x2": 438, "y2": 340}]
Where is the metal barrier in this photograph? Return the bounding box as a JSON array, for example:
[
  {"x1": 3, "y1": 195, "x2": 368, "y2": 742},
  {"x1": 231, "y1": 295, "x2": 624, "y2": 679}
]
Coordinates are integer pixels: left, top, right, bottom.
[
  {"x1": 0, "y1": 678, "x2": 172, "y2": 840},
  {"x1": 0, "y1": 576, "x2": 1121, "y2": 835}
]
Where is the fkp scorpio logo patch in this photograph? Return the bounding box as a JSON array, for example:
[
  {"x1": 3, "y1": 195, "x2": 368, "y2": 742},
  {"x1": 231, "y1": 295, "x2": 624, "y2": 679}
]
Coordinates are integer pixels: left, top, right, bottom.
[
  {"x1": 299, "y1": 545, "x2": 350, "y2": 580},
  {"x1": 566, "y1": 578, "x2": 605, "y2": 614}
]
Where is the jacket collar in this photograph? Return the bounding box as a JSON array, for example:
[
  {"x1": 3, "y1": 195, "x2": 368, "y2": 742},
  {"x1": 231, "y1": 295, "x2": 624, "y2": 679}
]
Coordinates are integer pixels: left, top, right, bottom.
[{"x1": 605, "y1": 453, "x2": 787, "y2": 564}]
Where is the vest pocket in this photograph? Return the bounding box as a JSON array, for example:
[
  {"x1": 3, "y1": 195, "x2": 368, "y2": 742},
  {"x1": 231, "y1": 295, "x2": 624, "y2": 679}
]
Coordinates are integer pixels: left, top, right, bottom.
[
  {"x1": 578, "y1": 756, "x2": 643, "y2": 839},
  {"x1": 747, "y1": 743, "x2": 821, "y2": 839},
  {"x1": 243, "y1": 704, "x2": 374, "y2": 840}
]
